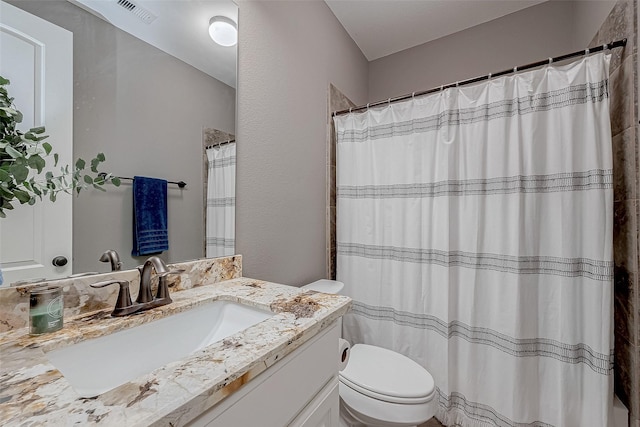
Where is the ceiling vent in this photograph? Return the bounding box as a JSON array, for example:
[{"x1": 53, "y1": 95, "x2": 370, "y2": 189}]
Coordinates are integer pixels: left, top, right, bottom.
[{"x1": 115, "y1": 0, "x2": 157, "y2": 24}]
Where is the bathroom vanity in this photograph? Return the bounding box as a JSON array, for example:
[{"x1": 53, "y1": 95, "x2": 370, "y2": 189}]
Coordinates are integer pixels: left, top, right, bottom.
[
  {"x1": 188, "y1": 320, "x2": 341, "y2": 427},
  {"x1": 0, "y1": 259, "x2": 351, "y2": 426}
]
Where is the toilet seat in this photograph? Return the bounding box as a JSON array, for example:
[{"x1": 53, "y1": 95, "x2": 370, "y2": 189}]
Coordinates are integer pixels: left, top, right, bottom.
[
  {"x1": 339, "y1": 344, "x2": 435, "y2": 404},
  {"x1": 340, "y1": 376, "x2": 435, "y2": 405}
]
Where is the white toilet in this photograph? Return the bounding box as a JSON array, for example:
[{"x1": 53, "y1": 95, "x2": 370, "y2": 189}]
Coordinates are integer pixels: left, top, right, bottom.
[{"x1": 302, "y1": 280, "x2": 436, "y2": 427}]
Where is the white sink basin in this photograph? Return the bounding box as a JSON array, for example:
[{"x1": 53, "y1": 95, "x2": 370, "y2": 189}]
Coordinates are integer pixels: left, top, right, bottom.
[{"x1": 45, "y1": 300, "x2": 273, "y2": 398}]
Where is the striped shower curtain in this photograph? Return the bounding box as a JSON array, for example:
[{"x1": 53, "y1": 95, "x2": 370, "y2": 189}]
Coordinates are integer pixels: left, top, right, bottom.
[
  {"x1": 334, "y1": 53, "x2": 614, "y2": 426},
  {"x1": 206, "y1": 143, "x2": 236, "y2": 257}
]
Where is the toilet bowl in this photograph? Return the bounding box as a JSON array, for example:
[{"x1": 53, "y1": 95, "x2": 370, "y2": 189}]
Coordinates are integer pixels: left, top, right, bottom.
[{"x1": 302, "y1": 280, "x2": 436, "y2": 427}]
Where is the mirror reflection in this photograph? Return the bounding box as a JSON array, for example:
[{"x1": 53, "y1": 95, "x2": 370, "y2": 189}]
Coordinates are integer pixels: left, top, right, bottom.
[{"x1": 0, "y1": 0, "x2": 237, "y2": 285}]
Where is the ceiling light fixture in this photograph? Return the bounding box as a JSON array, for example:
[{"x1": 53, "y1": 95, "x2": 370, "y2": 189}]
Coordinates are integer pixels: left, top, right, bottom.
[{"x1": 208, "y1": 16, "x2": 237, "y2": 47}]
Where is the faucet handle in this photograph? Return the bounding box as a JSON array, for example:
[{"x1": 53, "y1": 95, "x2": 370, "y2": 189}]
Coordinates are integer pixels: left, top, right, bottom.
[
  {"x1": 90, "y1": 280, "x2": 134, "y2": 317},
  {"x1": 155, "y1": 269, "x2": 185, "y2": 302}
]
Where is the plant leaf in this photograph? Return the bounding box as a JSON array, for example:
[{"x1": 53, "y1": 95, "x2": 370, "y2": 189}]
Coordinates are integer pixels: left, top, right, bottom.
[
  {"x1": 90, "y1": 158, "x2": 100, "y2": 173},
  {"x1": 96, "y1": 152, "x2": 106, "y2": 162},
  {"x1": 54, "y1": 153, "x2": 59, "y2": 166},
  {"x1": 94, "y1": 173, "x2": 105, "y2": 185},
  {"x1": 27, "y1": 155, "x2": 45, "y2": 174},
  {"x1": 13, "y1": 189, "x2": 30, "y2": 203},
  {"x1": 75, "y1": 158, "x2": 85, "y2": 170},
  {"x1": 83, "y1": 175, "x2": 93, "y2": 184},
  {"x1": 42, "y1": 142, "x2": 52, "y2": 155},
  {"x1": 5, "y1": 145, "x2": 22, "y2": 159},
  {"x1": 111, "y1": 177, "x2": 121, "y2": 186},
  {"x1": 9, "y1": 164, "x2": 29, "y2": 183},
  {"x1": 0, "y1": 186, "x2": 14, "y2": 199}
]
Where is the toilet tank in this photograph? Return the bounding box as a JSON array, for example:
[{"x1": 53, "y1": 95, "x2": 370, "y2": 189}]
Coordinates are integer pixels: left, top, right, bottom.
[
  {"x1": 302, "y1": 280, "x2": 346, "y2": 335},
  {"x1": 302, "y1": 279, "x2": 344, "y2": 295}
]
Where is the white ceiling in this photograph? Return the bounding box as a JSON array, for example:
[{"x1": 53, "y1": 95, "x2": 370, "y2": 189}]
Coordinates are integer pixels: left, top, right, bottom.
[
  {"x1": 67, "y1": 0, "x2": 548, "y2": 87},
  {"x1": 69, "y1": 0, "x2": 238, "y2": 88},
  {"x1": 325, "y1": 0, "x2": 547, "y2": 61}
]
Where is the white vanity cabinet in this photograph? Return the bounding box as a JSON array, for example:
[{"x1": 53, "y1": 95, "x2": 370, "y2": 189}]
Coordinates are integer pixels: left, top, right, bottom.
[
  {"x1": 188, "y1": 321, "x2": 341, "y2": 427},
  {"x1": 290, "y1": 377, "x2": 340, "y2": 427}
]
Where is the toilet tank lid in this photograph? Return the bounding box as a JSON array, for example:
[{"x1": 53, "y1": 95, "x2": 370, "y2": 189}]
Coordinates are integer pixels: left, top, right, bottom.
[{"x1": 301, "y1": 279, "x2": 344, "y2": 294}]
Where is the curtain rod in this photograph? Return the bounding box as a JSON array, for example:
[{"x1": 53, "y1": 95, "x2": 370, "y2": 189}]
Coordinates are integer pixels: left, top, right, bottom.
[
  {"x1": 205, "y1": 139, "x2": 235, "y2": 150},
  {"x1": 333, "y1": 38, "x2": 627, "y2": 117}
]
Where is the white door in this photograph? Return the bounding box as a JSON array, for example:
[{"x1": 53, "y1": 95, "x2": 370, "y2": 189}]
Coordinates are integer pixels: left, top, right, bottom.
[{"x1": 0, "y1": 1, "x2": 73, "y2": 285}]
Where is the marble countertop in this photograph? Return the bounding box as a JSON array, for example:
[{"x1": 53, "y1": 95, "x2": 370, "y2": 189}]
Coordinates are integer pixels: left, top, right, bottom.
[{"x1": 0, "y1": 277, "x2": 351, "y2": 426}]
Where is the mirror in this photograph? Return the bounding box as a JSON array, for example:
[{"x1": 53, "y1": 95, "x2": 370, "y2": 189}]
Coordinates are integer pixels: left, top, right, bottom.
[{"x1": 0, "y1": 0, "x2": 237, "y2": 285}]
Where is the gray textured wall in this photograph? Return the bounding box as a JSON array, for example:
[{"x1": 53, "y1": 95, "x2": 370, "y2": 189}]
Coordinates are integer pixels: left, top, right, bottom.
[
  {"x1": 235, "y1": 0, "x2": 368, "y2": 286},
  {"x1": 8, "y1": 1, "x2": 236, "y2": 273},
  {"x1": 368, "y1": 1, "x2": 616, "y2": 102}
]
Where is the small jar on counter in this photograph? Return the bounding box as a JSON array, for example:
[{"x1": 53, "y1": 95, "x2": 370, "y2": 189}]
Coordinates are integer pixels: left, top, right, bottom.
[{"x1": 29, "y1": 286, "x2": 64, "y2": 335}]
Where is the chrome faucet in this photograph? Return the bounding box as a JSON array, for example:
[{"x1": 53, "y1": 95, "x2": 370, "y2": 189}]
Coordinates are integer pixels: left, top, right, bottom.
[
  {"x1": 99, "y1": 250, "x2": 122, "y2": 271},
  {"x1": 90, "y1": 256, "x2": 183, "y2": 317}
]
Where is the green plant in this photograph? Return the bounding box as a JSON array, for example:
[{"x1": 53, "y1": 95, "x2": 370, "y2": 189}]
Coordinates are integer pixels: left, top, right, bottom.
[{"x1": 0, "y1": 76, "x2": 120, "y2": 218}]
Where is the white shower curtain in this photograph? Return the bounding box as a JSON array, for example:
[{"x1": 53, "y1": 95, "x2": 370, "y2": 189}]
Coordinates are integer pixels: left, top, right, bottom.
[
  {"x1": 206, "y1": 143, "x2": 236, "y2": 258},
  {"x1": 335, "y1": 53, "x2": 613, "y2": 427}
]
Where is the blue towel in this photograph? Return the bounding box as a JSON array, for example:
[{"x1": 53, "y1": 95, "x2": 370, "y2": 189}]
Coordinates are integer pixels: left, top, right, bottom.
[{"x1": 132, "y1": 176, "x2": 169, "y2": 256}]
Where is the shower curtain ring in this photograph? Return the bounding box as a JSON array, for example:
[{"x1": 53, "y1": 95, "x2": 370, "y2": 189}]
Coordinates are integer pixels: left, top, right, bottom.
[
  {"x1": 412, "y1": 92, "x2": 415, "y2": 99},
  {"x1": 602, "y1": 43, "x2": 608, "y2": 50},
  {"x1": 349, "y1": 107, "x2": 352, "y2": 113},
  {"x1": 585, "y1": 48, "x2": 590, "y2": 55},
  {"x1": 366, "y1": 103, "x2": 370, "y2": 110},
  {"x1": 513, "y1": 66, "x2": 518, "y2": 72},
  {"x1": 487, "y1": 73, "x2": 492, "y2": 80},
  {"x1": 387, "y1": 98, "x2": 391, "y2": 106},
  {"x1": 548, "y1": 57, "x2": 553, "y2": 64}
]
